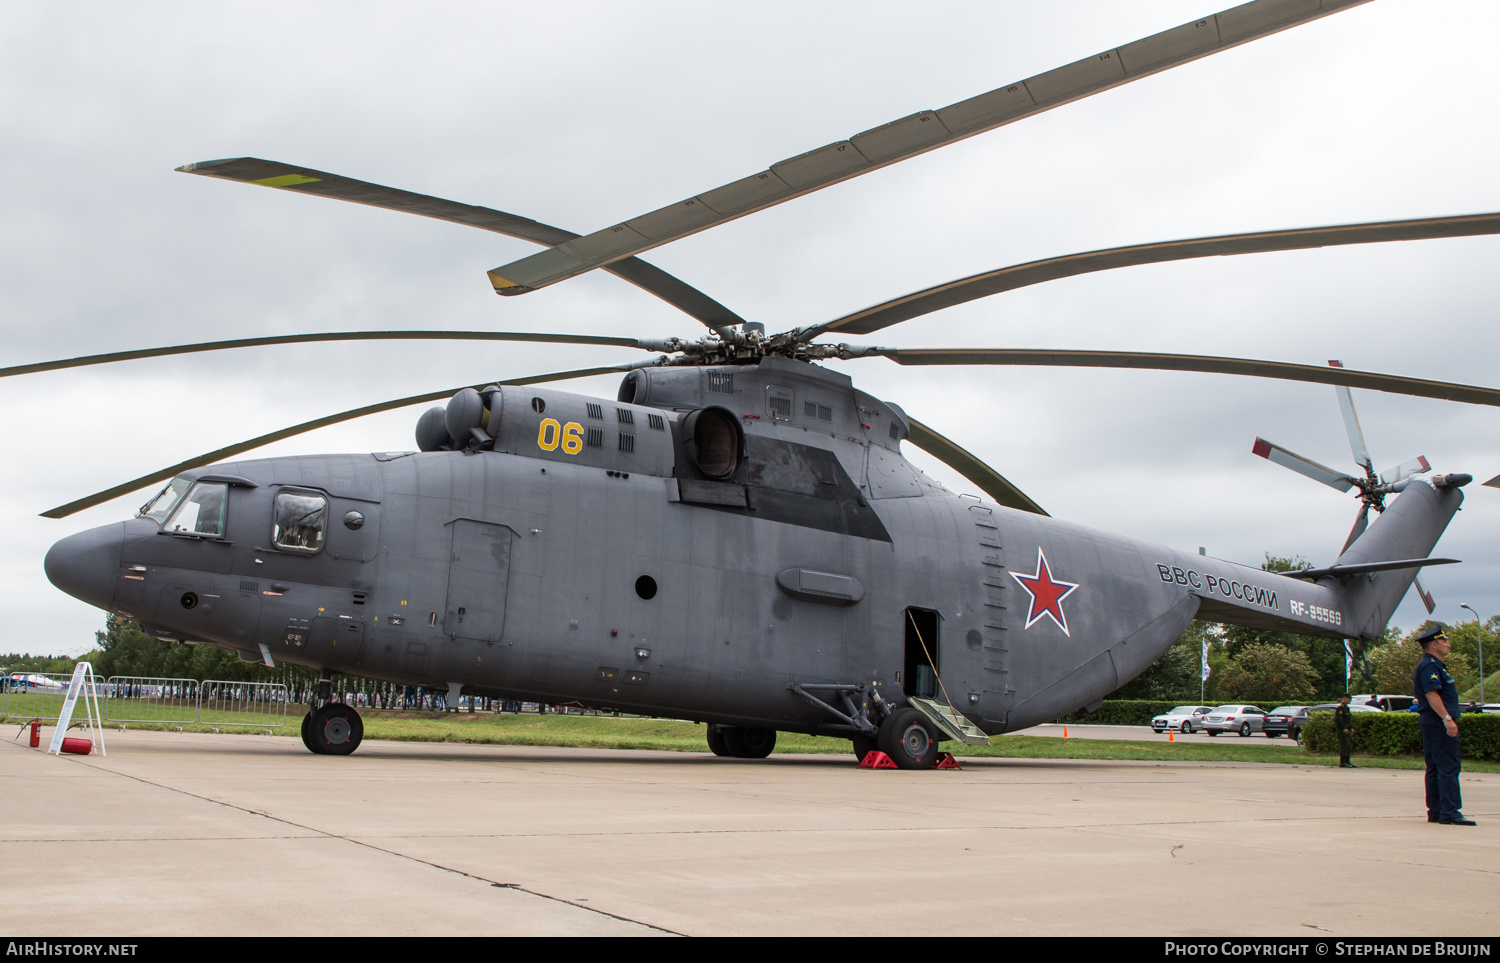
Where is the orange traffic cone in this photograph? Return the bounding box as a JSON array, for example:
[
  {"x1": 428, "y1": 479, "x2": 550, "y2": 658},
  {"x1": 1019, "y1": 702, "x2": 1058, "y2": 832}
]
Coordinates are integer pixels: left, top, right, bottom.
[
  {"x1": 1168, "y1": 728, "x2": 1176, "y2": 743},
  {"x1": 1063, "y1": 725, "x2": 1069, "y2": 739}
]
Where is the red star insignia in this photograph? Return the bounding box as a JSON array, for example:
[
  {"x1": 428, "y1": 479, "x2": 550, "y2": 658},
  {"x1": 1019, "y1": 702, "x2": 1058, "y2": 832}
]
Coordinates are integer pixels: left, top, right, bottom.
[{"x1": 1010, "y1": 548, "x2": 1080, "y2": 636}]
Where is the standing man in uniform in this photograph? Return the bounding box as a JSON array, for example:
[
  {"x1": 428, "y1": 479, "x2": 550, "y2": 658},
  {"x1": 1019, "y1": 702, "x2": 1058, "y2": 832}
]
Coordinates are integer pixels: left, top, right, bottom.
[
  {"x1": 1414, "y1": 626, "x2": 1474, "y2": 825},
  {"x1": 1334, "y1": 694, "x2": 1355, "y2": 768}
]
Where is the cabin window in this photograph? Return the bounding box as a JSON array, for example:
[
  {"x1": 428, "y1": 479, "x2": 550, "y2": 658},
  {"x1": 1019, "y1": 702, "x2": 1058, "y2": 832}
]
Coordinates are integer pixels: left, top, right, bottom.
[
  {"x1": 273, "y1": 490, "x2": 328, "y2": 554},
  {"x1": 165, "y1": 482, "x2": 228, "y2": 537}
]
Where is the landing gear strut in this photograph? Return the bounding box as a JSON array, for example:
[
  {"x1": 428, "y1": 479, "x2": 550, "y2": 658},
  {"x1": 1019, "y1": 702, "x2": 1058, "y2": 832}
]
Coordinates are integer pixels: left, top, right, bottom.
[{"x1": 300, "y1": 672, "x2": 364, "y2": 755}]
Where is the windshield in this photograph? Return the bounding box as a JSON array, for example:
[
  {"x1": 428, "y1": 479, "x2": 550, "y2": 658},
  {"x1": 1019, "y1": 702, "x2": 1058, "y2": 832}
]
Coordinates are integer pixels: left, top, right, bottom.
[
  {"x1": 165, "y1": 482, "x2": 228, "y2": 537},
  {"x1": 140, "y1": 477, "x2": 193, "y2": 523},
  {"x1": 1168, "y1": 707, "x2": 1198, "y2": 714}
]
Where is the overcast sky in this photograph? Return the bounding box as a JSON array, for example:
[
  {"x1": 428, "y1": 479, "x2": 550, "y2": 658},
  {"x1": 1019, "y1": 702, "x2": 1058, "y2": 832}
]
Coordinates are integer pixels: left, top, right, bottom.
[{"x1": 3, "y1": 0, "x2": 1497, "y2": 658}]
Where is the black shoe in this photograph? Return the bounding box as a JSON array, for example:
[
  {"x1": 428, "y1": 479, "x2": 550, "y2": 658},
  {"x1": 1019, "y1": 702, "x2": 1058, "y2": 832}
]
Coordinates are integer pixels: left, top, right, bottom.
[
  {"x1": 1429, "y1": 814, "x2": 1440, "y2": 823},
  {"x1": 1439, "y1": 815, "x2": 1477, "y2": 826}
]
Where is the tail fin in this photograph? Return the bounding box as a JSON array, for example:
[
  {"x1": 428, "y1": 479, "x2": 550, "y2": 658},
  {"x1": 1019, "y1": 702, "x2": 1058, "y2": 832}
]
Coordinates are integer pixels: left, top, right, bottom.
[{"x1": 1335, "y1": 479, "x2": 1465, "y2": 638}]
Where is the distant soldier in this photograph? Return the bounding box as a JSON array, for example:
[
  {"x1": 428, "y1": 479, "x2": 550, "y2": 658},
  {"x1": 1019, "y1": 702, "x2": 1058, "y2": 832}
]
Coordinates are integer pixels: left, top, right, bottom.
[
  {"x1": 1334, "y1": 694, "x2": 1355, "y2": 768},
  {"x1": 1413, "y1": 627, "x2": 1474, "y2": 825}
]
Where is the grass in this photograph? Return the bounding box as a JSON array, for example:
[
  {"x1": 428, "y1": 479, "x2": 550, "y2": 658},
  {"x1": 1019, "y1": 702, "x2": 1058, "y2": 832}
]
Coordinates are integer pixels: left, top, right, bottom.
[{"x1": 13, "y1": 706, "x2": 1496, "y2": 771}]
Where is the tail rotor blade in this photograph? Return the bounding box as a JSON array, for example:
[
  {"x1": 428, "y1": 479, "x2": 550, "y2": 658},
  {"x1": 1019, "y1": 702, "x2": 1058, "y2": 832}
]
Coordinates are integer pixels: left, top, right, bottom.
[
  {"x1": 1412, "y1": 574, "x2": 1437, "y2": 614},
  {"x1": 1380, "y1": 455, "x2": 1432, "y2": 486},
  {"x1": 1251, "y1": 438, "x2": 1358, "y2": 493},
  {"x1": 1341, "y1": 504, "x2": 1371, "y2": 553},
  {"x1": 1328, "y1": 361, "x2": 1374, "y2": 478}
]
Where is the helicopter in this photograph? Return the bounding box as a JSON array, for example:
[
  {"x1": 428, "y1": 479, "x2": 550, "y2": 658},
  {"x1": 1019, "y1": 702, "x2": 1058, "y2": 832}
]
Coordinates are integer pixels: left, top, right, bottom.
[{"x1": 31, "y1": 0, "x2": 1500, "y2": 766}]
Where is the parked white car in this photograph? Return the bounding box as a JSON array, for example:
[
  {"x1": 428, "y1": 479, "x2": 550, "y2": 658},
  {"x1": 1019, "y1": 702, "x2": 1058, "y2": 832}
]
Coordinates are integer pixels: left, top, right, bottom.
[{"x1": 1151, "y1": 705, "x2": 1214, "y2": 734}]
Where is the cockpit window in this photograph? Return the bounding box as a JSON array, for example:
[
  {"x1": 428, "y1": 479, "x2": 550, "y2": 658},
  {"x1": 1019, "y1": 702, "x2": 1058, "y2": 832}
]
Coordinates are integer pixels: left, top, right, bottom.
[
  {"x1": 273, "y1": 490, "x2": 327, "y2": 553},
  {"x1": 165, "y1": 482, "x2": 228, "y2": 537},
  {"x1": 140, "y1": 477, "x2": 193, "y2": 523}
]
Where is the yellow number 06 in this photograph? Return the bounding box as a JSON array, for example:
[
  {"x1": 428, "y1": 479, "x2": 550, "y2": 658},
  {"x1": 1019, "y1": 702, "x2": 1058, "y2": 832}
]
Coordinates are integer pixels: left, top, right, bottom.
[{"x1": 537, "y1": 419, "x2": 584, "y2": 455}]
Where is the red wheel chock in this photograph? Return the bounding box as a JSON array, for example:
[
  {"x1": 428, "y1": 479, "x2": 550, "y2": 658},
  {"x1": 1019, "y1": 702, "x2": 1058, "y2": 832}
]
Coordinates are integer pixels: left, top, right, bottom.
[
  {"x1": 858, "y1": 750, "x2": 898, "y2": 769},
  {"x1": 934, "y1": 752, "x2": 962, "y2": 770}
]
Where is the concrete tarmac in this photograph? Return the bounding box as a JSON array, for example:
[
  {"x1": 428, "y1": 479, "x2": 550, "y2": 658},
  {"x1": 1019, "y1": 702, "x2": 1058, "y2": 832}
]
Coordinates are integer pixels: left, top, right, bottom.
[{"x1": 2, "y1": 730, "x2": 1495, "y2": 937}]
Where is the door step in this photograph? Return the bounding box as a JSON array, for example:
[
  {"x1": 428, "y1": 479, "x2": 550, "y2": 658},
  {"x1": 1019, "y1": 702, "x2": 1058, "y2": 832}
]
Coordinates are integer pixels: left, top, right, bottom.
[{"x1": 908, "y1": 696, "x2": 990, "y2": 746}]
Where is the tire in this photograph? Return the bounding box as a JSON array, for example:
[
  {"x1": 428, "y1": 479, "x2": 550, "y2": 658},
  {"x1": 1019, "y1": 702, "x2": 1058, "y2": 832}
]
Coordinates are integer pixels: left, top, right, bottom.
[
  {"x1": 307, "y1": 703, "x2": 363, "y2": 756},
  {"x1": 300, "y1": 710, "x2": 319, "y2": 753},
  {"x1": 1291, "y1": 727, "x2": 1302, "y2": 744},
  {"x1": 852, "y1": 733, "x2": 879, "y2": 761},
  {"x1": 1239, "y1": 722, "x2": 1251, "y2": 737},
  {"x1": 878, "y1": 707, "x2": 941, "y2": 770},
  {"x1": 706, "y1": 726, "x2": 730, "y2": 757},
  {"x1": 1180, "y1": 721, "x2": 1192, "y2": 734},
  {"x1": 723, "y1": 727, "x2": 776, "y2": 759}
]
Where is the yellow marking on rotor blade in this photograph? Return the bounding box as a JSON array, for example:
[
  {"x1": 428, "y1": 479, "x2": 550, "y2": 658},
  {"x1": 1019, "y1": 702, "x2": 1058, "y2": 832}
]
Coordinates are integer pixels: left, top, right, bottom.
[
  {"x1": 487, "y1": 270, "x2": 521, "y2": 290},
  {"x1": 252, "y1": 173, "x2": 321, "y2": 188}
]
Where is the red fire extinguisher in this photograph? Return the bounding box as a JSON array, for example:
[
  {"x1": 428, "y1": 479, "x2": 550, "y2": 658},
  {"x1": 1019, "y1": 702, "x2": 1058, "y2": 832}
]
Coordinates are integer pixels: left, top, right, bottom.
[{"x1": 29, "y1": 718, "x2": 40, "y2": 748}]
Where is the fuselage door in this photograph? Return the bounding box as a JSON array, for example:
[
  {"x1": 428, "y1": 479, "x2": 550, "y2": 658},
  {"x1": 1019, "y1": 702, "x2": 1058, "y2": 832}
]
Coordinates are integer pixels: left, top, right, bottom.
[{"x1": 443, "y1": 519, "x2": 514, "y2": 643}]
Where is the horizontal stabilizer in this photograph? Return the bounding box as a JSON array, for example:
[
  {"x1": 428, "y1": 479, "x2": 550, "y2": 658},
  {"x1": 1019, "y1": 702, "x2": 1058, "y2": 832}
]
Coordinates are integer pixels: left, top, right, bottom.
[{"x1": 1283, "y1": 557, "x2": 1459, "y2": 581}]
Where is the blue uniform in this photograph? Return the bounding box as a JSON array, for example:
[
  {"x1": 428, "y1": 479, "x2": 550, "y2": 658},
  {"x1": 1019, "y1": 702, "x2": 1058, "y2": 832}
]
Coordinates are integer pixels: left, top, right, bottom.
[{"x1": 1414, "y1": 652, "x2": 1462, "y2": 820}]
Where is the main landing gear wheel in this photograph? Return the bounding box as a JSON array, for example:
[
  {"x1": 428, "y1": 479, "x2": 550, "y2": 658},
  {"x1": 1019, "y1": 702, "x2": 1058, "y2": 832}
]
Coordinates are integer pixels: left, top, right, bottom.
[
  {"x1": 852, "y1": 733, "x2": 879, "y2": 761},
  {"x1": 306, "y1": 703, "x2": 364, "y2": 755},
  {"x1": 723, "y1": 726, "x2": 776, "y2": 759},
  {"x1": 706, "y1": 726, "x2": 731, "y2": 757},
  {"x1": 879, "y1": 707, "x2": 941, "y2": 770},
  {"x1": 300, "y1": 711, "x2": 314, "y2": 752}
]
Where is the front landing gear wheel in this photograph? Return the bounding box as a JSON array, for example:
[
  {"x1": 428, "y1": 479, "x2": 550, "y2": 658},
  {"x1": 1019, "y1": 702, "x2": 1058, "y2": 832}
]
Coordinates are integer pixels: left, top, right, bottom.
[
  {"x1": 307, "y1": 703, "x2": 363, "y2": 755},
  {"x1": 300, "y1": 711, "x2": 317, "y2": 753},
  {"x1": 706, "y1": 726, "x2": 731, "y2": 757},
  {"x1": 724, "y1": 727, "x2": 776, "y2": 759},
  {"x1": 852, "y1": 733, "x2": 879, "y2": 761},
  {"x1": 879, "y1": 707, "x2": 941, "y2": 770}
]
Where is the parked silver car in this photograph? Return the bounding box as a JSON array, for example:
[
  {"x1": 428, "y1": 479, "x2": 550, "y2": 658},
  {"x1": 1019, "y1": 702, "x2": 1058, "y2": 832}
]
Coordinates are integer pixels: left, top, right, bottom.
[
  {"x1": 1201, "y1": 704, "x2": 1267, "y2": 737},
  {"x1": 1151, "y1": 705, "x2": 1214, "y2": 734}
]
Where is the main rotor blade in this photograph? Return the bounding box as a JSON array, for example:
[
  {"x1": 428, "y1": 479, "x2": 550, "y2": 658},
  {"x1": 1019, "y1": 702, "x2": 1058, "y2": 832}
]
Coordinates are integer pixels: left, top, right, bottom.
[
  {"x1": 3, "y1": 331, "x2": 656, "y2": 380},
  {"x1": 807, "y1": 212, "x2": 1500, "y2": 338},
  {"x1": 905, "y1": 418, "x2": 1046, "y2": 516},
  {"x1": 484, "y1": 0, "x2": 1371, "y2": 296},
  {"x1": 1327, "y1": 360, "x2": 1374, "y2": 477},
  {"x1": 1252, "y1": 438, "x2": 1357, "y2": 493},
  {"x1": 41, "y1": 365, "x2": 630, "y2": 519},
  {"x1": 177, "y1": 158, "x2": 746, "y2": 333},
  {"x1": 866, "y1": 348, "x2": 1500, "y2": 409}
]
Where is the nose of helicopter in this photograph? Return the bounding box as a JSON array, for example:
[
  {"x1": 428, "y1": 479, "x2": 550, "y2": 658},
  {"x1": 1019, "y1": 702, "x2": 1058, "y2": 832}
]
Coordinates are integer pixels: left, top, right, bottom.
[{"x1": 45, "y1": 522, "x2": 126, "y2": 611}]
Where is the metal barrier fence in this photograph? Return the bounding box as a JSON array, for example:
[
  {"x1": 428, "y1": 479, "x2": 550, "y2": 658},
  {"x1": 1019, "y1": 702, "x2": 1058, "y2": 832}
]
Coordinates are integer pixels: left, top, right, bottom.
[
  {"x1": 200, "y1": 680, "x2": 288, "y2": 728},
  {"x1": 2, "y1": 676, "x2": 291, "y2": 729},
  {"x1": 1, "y1": 672, "x2": 77, "y2": 723},
  {"x1": 104, "y1": 677, "x2": 199, "y2": 725}
]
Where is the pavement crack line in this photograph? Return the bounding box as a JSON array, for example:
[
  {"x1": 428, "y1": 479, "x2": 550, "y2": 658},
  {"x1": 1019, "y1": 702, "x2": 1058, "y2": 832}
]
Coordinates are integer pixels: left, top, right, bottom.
[{"x1": 66, "y1": 759, "x2": 685, "y2": 936}]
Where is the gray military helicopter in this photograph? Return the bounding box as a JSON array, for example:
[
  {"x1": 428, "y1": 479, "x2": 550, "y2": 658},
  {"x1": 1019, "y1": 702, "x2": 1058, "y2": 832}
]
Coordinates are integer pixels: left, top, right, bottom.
[{"x1": 36, "y1": 0, "x2": 1500, "y2": 766}]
